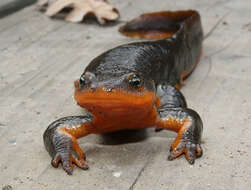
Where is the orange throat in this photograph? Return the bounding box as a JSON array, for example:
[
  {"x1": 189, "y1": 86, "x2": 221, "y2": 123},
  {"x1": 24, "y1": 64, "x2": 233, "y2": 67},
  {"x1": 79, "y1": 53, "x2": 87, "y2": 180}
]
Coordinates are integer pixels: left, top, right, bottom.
[{"x1": 74, "y1": 87, "x2": 159, "y2": 132}]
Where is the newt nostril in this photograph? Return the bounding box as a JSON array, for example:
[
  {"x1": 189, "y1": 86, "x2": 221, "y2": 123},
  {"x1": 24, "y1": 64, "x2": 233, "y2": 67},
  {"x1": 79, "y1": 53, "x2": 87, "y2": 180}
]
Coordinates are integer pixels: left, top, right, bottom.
[
  {"x1": 89, "y1": 83, "x2": 98, "y2": 92},
  {"x1": 106, "y1": 87, "x2": 113, "y2": 92},
  {"x1": 90, "y1": 87, "x2": 96, "y2": 92},
  {"x1": 103, "y1": 86, "x2": 113, "y2": 92}
]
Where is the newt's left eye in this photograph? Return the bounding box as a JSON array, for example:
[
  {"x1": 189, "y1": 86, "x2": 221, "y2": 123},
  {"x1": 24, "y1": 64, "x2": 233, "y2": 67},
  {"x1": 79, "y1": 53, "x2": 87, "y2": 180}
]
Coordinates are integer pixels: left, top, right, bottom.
[
  {"x1": 79, "y1": 74, "x2": 86, "y2": 86},
  {"x1": 129, "y1": 74, "x2": 143, "y2": 89}
]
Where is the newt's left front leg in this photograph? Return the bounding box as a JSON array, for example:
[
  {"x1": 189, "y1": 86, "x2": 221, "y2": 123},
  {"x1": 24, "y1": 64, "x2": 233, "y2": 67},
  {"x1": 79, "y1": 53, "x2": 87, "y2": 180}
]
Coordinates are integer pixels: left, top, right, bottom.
[
  {"x1": 155, "y1": 84, "x2": 203, "y2": 164},
  {"x1": 43, "y1": 115, "x2": 94, "y2": 175}
]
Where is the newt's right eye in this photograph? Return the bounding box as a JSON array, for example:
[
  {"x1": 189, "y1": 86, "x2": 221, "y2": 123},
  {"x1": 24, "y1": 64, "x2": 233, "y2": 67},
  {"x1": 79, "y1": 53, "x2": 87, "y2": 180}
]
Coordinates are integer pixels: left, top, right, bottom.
[
  {"x1": 79, "y1": 74, "x2": 86, "y2": 86},
  {"x1": 128, "y1": 74, "x2": 143, "y2": 89}
]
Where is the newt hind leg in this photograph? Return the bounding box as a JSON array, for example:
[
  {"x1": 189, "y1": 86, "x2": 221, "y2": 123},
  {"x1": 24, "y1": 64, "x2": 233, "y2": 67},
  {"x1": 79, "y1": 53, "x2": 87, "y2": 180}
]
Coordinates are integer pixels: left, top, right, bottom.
[
  {"x1": 43, "y1": 115, "x2": 93, "y2": 175},
  {"x1": 155, "y1": 84, "x2": 203, "y2": 164}
]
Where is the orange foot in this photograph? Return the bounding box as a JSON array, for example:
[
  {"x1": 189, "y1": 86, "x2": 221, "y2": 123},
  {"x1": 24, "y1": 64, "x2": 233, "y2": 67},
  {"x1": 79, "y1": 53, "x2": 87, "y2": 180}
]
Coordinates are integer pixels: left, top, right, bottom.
[
  {"x1": 51, "y1": 149, "x2": 89, "y2": 175},
  {"x1": 168, "y1": 140, "x2": 203, "y2": 164}
]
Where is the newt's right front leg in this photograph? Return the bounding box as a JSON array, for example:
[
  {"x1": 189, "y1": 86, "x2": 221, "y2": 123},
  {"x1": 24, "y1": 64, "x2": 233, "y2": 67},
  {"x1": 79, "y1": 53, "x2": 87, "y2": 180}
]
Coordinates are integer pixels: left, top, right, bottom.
[
  {"x1": 43, "y1": 115, "x2": 93, "y2": 175},
  {"x1": 155, "y1": 84, "x2": 203, "y2": 164}
]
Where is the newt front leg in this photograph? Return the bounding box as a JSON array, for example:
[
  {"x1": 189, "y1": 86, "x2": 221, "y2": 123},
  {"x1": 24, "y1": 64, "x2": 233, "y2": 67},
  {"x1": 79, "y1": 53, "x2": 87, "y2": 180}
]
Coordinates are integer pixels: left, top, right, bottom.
[
  {"x1": 156, "y1": 84, "x2": 203, "y2": 164},
  {"x1": 43, "y1": 115, "x2": 93, "y2": 175}
]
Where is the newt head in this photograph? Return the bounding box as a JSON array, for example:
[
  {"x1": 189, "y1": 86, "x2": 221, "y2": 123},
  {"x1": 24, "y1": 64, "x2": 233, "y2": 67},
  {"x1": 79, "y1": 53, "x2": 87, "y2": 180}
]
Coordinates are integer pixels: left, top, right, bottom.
[{"x1": 74, "y1": 71, "x2": 157, "y2": 119}]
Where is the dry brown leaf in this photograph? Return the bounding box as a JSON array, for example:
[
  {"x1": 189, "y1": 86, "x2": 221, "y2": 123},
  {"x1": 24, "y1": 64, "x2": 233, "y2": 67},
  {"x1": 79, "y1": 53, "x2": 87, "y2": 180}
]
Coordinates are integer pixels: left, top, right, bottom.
[
  {"x1": 37, "y1": 0, "x2": 119, "y2": 24},
  {"x1": 248, "y1": 25, "x2": 251, "y2": 31}
]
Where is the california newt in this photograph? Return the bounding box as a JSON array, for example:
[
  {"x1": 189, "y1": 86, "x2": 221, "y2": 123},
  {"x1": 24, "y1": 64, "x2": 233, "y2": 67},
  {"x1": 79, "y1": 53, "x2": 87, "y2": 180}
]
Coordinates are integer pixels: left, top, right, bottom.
[{"x1": 43, "y1": 10, "x2": 203, "y2": 175}]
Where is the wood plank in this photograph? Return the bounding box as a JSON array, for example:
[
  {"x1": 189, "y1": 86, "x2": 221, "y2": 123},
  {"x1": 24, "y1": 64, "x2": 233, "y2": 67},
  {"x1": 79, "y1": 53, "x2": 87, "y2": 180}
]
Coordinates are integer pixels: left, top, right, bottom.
[{"x1": 0, "y1": 0, "x2": 251, "y2": 189}]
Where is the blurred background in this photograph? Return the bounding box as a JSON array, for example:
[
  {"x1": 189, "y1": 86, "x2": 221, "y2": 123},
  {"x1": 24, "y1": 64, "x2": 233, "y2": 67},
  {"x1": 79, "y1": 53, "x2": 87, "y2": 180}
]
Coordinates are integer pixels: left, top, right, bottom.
[{"x1": 0, "y1": 0, "x2": 37, "y2": 18}]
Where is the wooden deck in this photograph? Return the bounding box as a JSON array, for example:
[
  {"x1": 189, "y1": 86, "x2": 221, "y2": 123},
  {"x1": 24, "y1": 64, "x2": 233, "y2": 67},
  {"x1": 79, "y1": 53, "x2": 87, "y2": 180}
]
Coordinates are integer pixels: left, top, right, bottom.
[{"x1": 0, "y1": 0, "x2": 251, "y2": 189}]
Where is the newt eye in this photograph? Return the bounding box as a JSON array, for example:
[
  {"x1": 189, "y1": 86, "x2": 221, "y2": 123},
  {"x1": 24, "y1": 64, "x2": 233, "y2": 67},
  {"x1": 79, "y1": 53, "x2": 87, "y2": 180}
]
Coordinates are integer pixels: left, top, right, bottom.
[
  {"x1": 129, "y1": 74, "x2": 143, "y2": 89},
  {"x1": 79, "y1": 74, "x2": 86, "y2": 86}
]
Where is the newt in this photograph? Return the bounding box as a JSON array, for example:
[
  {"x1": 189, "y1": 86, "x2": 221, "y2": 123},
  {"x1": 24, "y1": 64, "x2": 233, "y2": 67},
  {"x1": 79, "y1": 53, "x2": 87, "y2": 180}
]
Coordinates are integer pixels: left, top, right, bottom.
[{"x1": 43, "y1": 10, "x2": 203, "y2": 175}]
